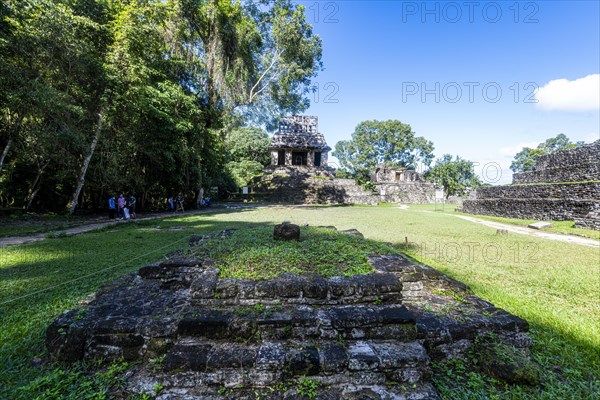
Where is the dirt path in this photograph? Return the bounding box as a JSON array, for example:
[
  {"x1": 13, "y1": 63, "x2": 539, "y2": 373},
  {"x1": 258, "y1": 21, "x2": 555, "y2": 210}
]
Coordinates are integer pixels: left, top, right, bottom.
[
  {"x1": 449, "y1": 213, "x2": 599, "y2": 248},
  {"x1": 0, "y1": 205, "x2": 260, "y2": 248}
]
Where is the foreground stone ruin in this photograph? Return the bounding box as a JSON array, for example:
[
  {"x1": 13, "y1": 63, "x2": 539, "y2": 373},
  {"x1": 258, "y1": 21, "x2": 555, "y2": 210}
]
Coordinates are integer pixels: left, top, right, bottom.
[{"x1": 47, "y1": 229, "x2": 535, "y2": 399}]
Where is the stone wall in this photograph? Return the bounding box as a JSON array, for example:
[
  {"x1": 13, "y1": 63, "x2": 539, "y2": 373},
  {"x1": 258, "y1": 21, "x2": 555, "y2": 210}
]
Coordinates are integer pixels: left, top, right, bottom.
[
  {"x1": 377, "y1": 182, "x2": 435, "y2": 204},
  {"x1": 462, "y1": 143, "x2": 600, "y2": 230},
  {"x1": 251, "y1": 174, "x2": 378, "y2": 205},
  {"x1": 462, "y1": 198, "x2": 599, "y2": 221},
  {"x1": 251, "y1": 172, "x2": 435, "y2": 205},
  {"x1": 470, "y1": 182, "x2": 600, "y2": 200},
  {"x1": 513, "y1": 142, "x2": 599, "y2": 184}
]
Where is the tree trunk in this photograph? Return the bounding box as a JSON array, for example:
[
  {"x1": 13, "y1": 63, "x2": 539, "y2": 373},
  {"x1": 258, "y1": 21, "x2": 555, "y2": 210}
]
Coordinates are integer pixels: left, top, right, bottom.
[
  {"x1": 67, "y1": 113, "x2": 103, "y2": 215},
  {"x1": 26, "y1": 162, "x2": 48, "y2": 210},
  {"x1": 0, "y1": 137, "x2": 13, "y2": 175}
]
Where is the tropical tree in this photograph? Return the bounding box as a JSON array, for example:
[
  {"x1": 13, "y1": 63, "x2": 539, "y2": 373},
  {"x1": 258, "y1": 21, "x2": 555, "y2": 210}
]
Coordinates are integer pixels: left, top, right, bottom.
[
  {"x1": 0, "y1": 0, "x2": 322, "y2": 212},
  {"x1": 510, "y1": 133, "x2": 582, "y2": 173},
  {"x1": 424, "y1": 154, "x2": 481, "y2": 199},
  {"x1": 333, "y1": 120, "x2": 434, "y2": 174},
  {"x1": 223, "y1": 126, "x2": 270, "y2": 188}
]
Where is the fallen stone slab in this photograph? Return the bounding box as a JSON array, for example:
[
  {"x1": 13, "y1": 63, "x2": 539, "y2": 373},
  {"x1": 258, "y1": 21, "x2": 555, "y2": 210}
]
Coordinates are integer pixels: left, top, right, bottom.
[{"x1": 528, "y1": 221, "x2": 553, "y2": 230}]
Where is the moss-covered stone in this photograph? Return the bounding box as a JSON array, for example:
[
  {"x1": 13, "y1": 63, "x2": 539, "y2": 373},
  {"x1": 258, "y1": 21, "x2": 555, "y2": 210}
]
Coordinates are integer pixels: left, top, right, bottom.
[{"x1": 475, "y1": 335, "x2": 539, "y2": 386}]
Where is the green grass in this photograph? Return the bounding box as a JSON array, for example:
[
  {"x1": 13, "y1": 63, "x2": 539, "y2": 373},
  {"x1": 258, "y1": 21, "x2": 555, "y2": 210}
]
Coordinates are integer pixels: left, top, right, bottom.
[
  {"x1": 193, "y1": 225, "x2": 395, "y2": 279},
  {"x1": 455, "y1": 210, "x2": 600, "y2": 239},
  {"x1": 1, "y1": 205, "x2": 598, "y2": 399},
  {"x1": 0, "y1": 214, "x2": 90, "y2": 237},
  {"x1": 405, "y1": 203, "x2": 599, "y2": 239}
]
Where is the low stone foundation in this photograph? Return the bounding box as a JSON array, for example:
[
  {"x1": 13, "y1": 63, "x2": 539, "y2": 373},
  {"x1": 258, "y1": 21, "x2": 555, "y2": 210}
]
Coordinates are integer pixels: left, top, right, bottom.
[{"x1": 47, "y1": 229, "x2": 535, "y2": 400}]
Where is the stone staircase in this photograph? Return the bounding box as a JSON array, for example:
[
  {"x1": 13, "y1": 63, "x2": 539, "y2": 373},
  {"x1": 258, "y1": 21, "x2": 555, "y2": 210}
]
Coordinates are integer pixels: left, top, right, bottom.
[
  {"x1": 251, "y1": 173, "x2": 378, "y2": 205},
  {"x1": 147, "y1": 266, "x2": 437, "y2": 398},
  {"x1": 47, "y1": 234, "x2": 532, "y2": 400}
]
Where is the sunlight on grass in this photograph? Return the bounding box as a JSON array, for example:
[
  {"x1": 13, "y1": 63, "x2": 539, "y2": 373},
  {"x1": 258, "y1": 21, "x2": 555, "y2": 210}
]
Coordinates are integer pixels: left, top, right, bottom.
[{"x1": 193, "y1": 226, "x2": 395, "y2": 279}]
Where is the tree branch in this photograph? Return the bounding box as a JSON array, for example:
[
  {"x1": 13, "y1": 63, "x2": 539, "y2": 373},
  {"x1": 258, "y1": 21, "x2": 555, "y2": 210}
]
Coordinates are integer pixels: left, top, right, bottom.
[{"x1": 249, "y1": 49, "x2": 281, "y2": 103}]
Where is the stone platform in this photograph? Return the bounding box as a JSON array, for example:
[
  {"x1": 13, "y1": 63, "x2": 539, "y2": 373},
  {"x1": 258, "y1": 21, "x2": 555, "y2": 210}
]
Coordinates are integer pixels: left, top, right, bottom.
[
  {"x1": 47, "y1": 230, "x2": 534, "y2": 399},
  {"x1": 462, "y1": 142, "x2": 600, "y2": 230}
]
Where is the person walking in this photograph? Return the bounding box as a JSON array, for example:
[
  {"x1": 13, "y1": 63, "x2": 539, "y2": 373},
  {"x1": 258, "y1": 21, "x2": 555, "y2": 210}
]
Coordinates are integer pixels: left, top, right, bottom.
[
  {"x1": 176, "y1": 192, "x2": 185, "y2": 212},
  {"x1": 108, "y1": 195, "x2": 116, "y2": 220},
  {"x1": 168, "y1": 196, "x2": 175, "y2": 212},
  {"x1": 128, "y1": 193, "x2": 137, "y2": 219},
  {"x1": 117, "y1": 194, "x2": 126, "y2": 220}
]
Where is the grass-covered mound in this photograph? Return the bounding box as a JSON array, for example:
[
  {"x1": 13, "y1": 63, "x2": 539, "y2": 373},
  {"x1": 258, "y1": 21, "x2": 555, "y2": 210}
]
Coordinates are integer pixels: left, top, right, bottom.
[{"x1": 191, "y1": 226, "x2": 398, "y2": 280}]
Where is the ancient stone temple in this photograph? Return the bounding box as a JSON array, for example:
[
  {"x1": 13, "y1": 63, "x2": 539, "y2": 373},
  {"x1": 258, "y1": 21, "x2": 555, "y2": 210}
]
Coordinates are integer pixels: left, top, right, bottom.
[
  {"x1": 373, "y1": 165, "x2": 435, "y2": 204},
  {"x1": 462, "y1": 142, "x2": 600, "y2": 230},
  {"x1": 253, "y1": 115, "x2": 434, "y2": 205},
  {"x1": 268, "y1": 115, "x2": 330, "y2": 169}
]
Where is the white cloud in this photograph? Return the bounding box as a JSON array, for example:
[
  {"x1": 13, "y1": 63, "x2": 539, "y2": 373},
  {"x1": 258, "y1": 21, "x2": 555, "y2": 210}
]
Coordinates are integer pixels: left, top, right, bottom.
[
  {"x1": 535, "y1": 74, "x2": 600, "y2": 111},
  {"x1": 498, "y1": 142, "x2": 539, "y2": 157}
]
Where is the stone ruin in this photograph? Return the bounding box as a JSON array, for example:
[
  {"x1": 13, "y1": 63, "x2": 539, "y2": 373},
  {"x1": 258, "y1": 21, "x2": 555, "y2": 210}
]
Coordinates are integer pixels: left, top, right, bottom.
[
  {"x1": 373, "y1": 165, "x2": 435, "y2": 204},
  {"x1": 253, "y1": 116, "x2": 435, "y2": 205},
  {"x1": 462, "y1": 142, "x2": 600, "y2": 230},
  {"x1": 47, "y1": 228, "x2": 537, "y2": 399},
  {"x1": 268, "y1": 115, "x2": 332, "y2": 170}
]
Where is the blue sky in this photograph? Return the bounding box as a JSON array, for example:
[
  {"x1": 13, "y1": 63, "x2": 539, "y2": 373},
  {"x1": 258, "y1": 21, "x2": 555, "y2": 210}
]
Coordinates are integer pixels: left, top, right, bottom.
[{"x1": 301, "y1": 1, "x2": 600, "y2": 184}]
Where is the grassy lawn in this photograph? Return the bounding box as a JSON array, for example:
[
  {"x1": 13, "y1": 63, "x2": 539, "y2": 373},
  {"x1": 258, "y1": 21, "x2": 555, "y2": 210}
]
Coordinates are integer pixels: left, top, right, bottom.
[
  {"x1": 193, "y1": 225, "x2": 396, "y2": 279},
  {"x1": 456, "y1": 212, "x2": 600, "y2": 239},
  {"x1": 0, "y1": 214, "x2": 92, "y2": 238},
  {"x1": 402, "y1": 202, "x2": 600, "y2": 239},
  {"x1": 1, "y1": 205, "x2": 598, "y2": 399}
]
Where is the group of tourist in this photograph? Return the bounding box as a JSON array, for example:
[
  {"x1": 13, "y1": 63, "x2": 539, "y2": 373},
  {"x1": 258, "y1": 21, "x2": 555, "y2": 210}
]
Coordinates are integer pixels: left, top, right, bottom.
[
  {"x1": 108, "y1": 193, "x2": 136, "y2": 220},
  {"x1": 167, "y1": 193, "x2": 186, "y2": 212},
  {"x1": 166, "y1": 192, "x2": 211, "y2": 213},
  {"x1": 109, "y1": 191, "x2": 213, "y2": 219}
]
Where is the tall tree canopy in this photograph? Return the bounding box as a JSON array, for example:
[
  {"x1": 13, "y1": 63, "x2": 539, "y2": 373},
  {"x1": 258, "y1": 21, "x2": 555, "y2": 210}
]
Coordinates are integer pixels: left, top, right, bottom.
[
  {"x1": 0, "y1": 0, "x2": 322, "y2": 212},
  {"x1": 223, "y1": 126, "x2": 270, "y2": 188},
  {"x1": 423, "y1": 154, "x2": 481, "y2": 199},
  {"x1": 510, "y1": 134, "x2": 582, "y2": 173},
  {"x1": 333, "y1": 120, "x2": 434, "y2": 175}
]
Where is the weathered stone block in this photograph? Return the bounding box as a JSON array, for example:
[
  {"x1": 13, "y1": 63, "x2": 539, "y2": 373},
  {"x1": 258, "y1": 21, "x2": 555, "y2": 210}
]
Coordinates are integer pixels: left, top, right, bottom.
[
  {"x1": 302, "y1": 274, "x2": 328, "y2": 299},
  {"x1": 275, "y1": 273, "x2": 304, "y2": 298},
  {"x1": 256, "y1": 342, "x2": 287, "y2": 371},
  {"x1": 46, "y1": 310, "x2": 87, "y2": 362},
  {"x1": 190, "y1": 268, "x2": 219, "y2": 299},
  {"x1": 163, "y1": 343, "x2": 211, "y2": 372},
  {"x1": 237, "y1": 280, "x2": 257, "y2": 299},
  {"x1": 319, "y1": 342, "x2": 348, "y2": 373},
  {"x1": 273, "y1": 222, "x2": 300, "y2": 241},
  {"x1": 328, "y1": 276, "x2": 355, "y2": 298},
  {"x1": 528, "y1": 221, "x2": 553, "y2": 230},
  {"x1": 215, "y1": 279, "x2": 238, "y2": 299},
  {"x1": 340, "y1": 229, "x2": 364, "y2": 238},
  {"x1": 287, "y1": 345, "x2": 320, "y2": 375},
  {"x1": 348, "y1": 341, "x2": 378, "y2": 371},
  {"x1": 178, "y1": 309, "x2": 231, "y2": 338},
  {"x1": 370, "y1": 342, "x2": 428, "y2": 369}
]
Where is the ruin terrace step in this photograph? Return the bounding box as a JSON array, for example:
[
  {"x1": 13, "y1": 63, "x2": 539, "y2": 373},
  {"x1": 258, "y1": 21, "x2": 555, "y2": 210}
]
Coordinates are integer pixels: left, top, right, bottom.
[
  {"x1": 162, "y1": 338, "x2": 431, "y2": 386},
  {"x1": 191, "y1": 271, "x2": 404, "y2": 306},
  {"x1": 151, "y1": 382, "x2": 440, "y2": 400},
  {"x1": 177, "y1": 304, "x2": 418, "y2": 341}
]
